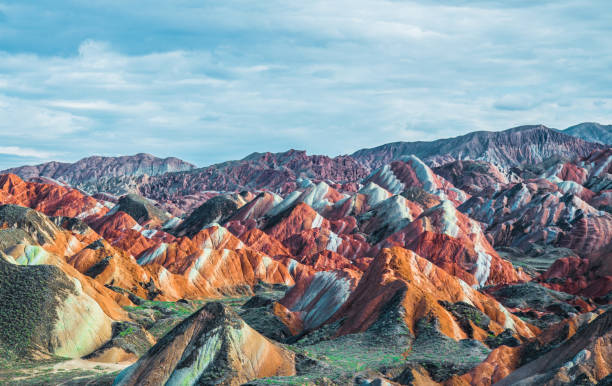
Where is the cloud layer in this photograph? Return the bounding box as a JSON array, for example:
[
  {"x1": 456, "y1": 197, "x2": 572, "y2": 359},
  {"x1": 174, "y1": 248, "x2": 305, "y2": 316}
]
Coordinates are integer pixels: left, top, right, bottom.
[{"x1": 0, "y1": 0, "x2": 610, "y2": 168}]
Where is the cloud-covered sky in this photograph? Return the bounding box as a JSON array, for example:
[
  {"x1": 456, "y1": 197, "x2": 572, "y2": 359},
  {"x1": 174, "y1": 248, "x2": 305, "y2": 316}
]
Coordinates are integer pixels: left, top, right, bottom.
[{"x1": 0, "y1": 0, "x2": 610, "y2": 169}]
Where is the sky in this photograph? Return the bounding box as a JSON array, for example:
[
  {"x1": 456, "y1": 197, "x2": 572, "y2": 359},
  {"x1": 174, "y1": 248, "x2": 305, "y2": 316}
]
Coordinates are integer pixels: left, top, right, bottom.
[{"x1": 0, "y1": 0, "x2": 610, "y2": 169}]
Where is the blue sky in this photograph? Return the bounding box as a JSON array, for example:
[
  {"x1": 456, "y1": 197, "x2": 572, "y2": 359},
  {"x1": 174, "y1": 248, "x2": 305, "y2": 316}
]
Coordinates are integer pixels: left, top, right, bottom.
[{"x1": 0, "y1": 0, "x2": 610, "y2": 169}]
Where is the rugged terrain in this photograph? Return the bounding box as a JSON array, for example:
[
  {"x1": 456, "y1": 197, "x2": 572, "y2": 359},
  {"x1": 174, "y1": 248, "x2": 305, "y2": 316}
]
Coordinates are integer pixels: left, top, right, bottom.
[
  {"x1": 564, "y1": 122, "x2": 612, "y2": 145},
  {"x1": 0, "y1": 123, "x2": 610, "y2": 385},
  {"x1": 351, "y1": 125, "x2": 605, "y2": 170}
]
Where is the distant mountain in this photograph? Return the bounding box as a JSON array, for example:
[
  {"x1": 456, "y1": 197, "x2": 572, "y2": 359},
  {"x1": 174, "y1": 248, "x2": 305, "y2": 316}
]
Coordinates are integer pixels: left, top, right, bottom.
[
  {"x1": 2, "y1": 153, "x2": 196, "y2": 194},
  {"x1": 3, "y1": 125, "x2": 608, "y2": 215},
  {"x1": 137, "y1": 149, "x2": 369, "y2": 213},
  {"x1": 563, "y1": 122, "x2": 612, "y2": 145},
  {"x1": 351, "y1": 125, "x2": 605, "y2": 169}
]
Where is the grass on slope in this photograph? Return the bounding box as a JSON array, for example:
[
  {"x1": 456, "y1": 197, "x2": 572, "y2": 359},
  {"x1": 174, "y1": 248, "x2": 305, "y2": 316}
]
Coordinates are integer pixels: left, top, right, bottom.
[
  {"x1": 0, "y1": 359, "x2": 121, "y2": 386},
  {"x1": 123, "y1": 296, "x2": 252, "y2": 339},
  {"x1": 0, "y1": 258, "x2": 76, "y2": 362}
]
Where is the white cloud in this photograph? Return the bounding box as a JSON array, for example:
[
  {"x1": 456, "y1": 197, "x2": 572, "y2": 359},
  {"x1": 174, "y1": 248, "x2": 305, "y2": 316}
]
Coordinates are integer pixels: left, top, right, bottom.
[
  {"x1": 0, "y1": 0, "x2": 609, "y2": 169},
  {"x1": 0, "y1": 95, "x2": 90, "y2": 139},
  {"x1": 493, "y1": 95, "x2": 542, "y2": 111},
  {"x1": 0, "y1": 146, "x2": 57, "y2": 158}
]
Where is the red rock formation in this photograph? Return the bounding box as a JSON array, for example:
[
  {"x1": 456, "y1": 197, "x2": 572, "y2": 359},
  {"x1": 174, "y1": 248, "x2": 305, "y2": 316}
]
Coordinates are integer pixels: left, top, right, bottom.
[
  {"x1": 591, "y1": 190, "x2": 612, "y2": 211},
  {"x1": 536, "y1": 312, "x2": 602, "y2": 348},
  {"x1": 358, "y1": 194, "x2": 424, "y2": 244},
  {"x1": 107, "y1": 193, "x2": 173, "y2": 228},
  {"x1": 89, "y1": 211, "x2": 174, "y2": 257},
  {"x1": 460, "y1": 178, "x2": 612, "y2": 255},
  {"x1": 136, "y1": 150, "x2": 369, "y2": 212},
  {"x1": 559, "y1": 214, "x2": 612, "y2": 255},
  {"x1": 239, "y1": 228, "x2": 291, "y2": 257},
  {"x1": 452, "y1": 345, "x2": 522, "y2": 386},
  {"x1": 540, "y1": 243, "x2": 612, "y2": 298},
  {"x1": 297, "y1": 250, "x2": 359, "y2": 271},
  {"x1": 0, "y1": 206, "x2": 130, "y2": 320},
  {"x1": 327, "y1": 247, "x2": 535, "y2": 341},
  {"x1": 264, "y1": 202, "x2": 330, "y2": 242},
  {"x1": 365, "y1": 157, "x2": 469, "y2": 205},
  {"x1": 4, "y1": 142, "x2": 612, "y2": 385},
  {"x1": 171, "y1": 193, "x2": 249, "y2": 237},
  {"x1": 584, "y1": 147, "x2": 612, "y2": 180},
  {"x1": 329, "y1": 216, "x2": 358, "y2": 234},
  {"x1": 433, "y1": 160, "x2": 511, "y2": 195},
  {"x1": 555, "y1": 163, "x2": 590, "y2": 185},
  {"x1": 227, "y1": 191, "x2": 282, "y2": 223},
  {"x1": 130, "y1": 225, "x2": 294, "y2": 298},
  {"x1": 376, "y1": 201, "x2": 522, "y2": 287},
  {"x1": 449, "y1": 311, "x2": 605, "y2": 386},
  {"x1": 0, "y1": 173, "x2": 108, "y2": 220}
]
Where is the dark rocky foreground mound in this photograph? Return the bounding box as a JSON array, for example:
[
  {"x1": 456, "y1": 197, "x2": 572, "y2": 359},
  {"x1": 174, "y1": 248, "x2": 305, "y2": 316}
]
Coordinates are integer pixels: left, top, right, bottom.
[
  {"x1": 113, "y1": 302, "x2": 295, "y2": 385},
  {"x1": 496, "y1": 308, "x2": 612, "y2": 386},
  {"x1": 172, "y1": 194, "x2": 244, "y2": 237},
  {"x1": 110, "y1": 193, "x2": 172, "y2": 226},
  {"x1": 0, "y1": 255, "x2": 112, "y2": 360}
]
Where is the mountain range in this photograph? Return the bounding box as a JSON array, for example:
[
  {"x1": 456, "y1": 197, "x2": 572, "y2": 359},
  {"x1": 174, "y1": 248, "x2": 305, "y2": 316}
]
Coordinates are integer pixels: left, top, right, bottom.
[
  {"x1": 563, "y1": 122, "x2": 612, "y2": 145},
  {"x1": 351, "y1": 124, "x2": 607, "y2": 169},
  {"x1": 0, "y1": 122, "x2": 611, "y2": 385},
  {"x1": 4, "y1": 123, "x2": 609, "y2": 212}
]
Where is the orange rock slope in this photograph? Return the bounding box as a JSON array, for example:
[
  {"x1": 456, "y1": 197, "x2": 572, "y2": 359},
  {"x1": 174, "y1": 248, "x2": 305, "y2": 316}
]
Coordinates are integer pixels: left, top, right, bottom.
[
  {"x1": 276, "y1": 246, "x2": 536, "y2": 344},
  {"x1": 495, "y1": 309, "x2": 612, "y2": 386},
  {"x1": 376, "y1": 201, "x2": 525, "y2": 287},
  {"x1": 0, "y1": 173, "x2": 109, "y2": 219},
  {"x1": 333, "y1": 247, "x2": 535, "y2": 340}
]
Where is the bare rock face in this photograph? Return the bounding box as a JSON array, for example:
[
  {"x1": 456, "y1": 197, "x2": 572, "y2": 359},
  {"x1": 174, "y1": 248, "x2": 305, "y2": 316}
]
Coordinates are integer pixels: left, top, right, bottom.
[
  {"x1": 130, "y1": 225, "x2": 294, "y2": 300},
  {"x1": 113, "y1": 302, "x2": 295, "y2": 386},
  {"x1": 2, "y1": 153, "x2": 196, "y2": 195},
  {"x1": 539, "y1": 243, "x2": 612, "y2": 298},
  {"x1": 364, "y1": 156, "x2": 469, "y2": 205},
  {"x1": 276, "y1": 268, "x2": 362, "y2": 335},
  {"x1": 460, "y1": 179, "x2": 612, "y2": 256},
  {"x1": 352, "y1": 125, "x2": 604, "y2": 170},
  {"x1": 0, "y1": 205, "x2": 130, "y2": 325},
  {"x1": 1, "y1": 132, "x2": 612, "y2": 384},
  {"x1": 325, "y1": 247, "x2": 535, "y2": 342},
  {"x1": 238, "y1": 228, "x2": 290, "y2": 257},
  {"x1": 375, "y1": 200, "x2": 522, "y2": 287},
  {"x1": 487, "y1": 282, "x2": 594, "y2": 330},
  {"x1": 0, "y1": 173, "x2": 108, "y2": 220},
  {"x1": 89, "y1": 210, "x2": 176, "y2": 257},
  {"x1": 137, "y1": 150, "x2": 370, "y2": 211},
  {"x1": 433, "y1": 159, "x2": 513, "y2": 195},
  {"x1": 496, "y1": 308, "x2": 612, "y2": 386},
  {"x1": 263, "y1": 202, "x2": 331, "y2": 243},
  {"x1": 564, "y1": 122, "x2": 612, "y2": 145}
]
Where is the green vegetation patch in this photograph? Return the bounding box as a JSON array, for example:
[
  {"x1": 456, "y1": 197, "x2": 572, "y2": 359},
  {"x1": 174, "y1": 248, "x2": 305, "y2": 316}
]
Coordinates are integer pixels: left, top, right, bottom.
[
  {"x1": 0, "y1": 366, "x2": 120, "y2": 385},
  {"x1": 0, "y1": 258, "x2": 76, "y2": 361},
  {"x1": 298, "y1": 332, "x2": 408, "y2": 376},
  {"x1": 402, "y1": 317, "x2": 491, "y2": 382}
]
